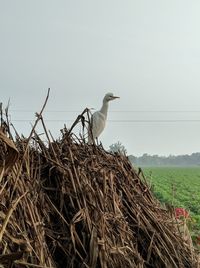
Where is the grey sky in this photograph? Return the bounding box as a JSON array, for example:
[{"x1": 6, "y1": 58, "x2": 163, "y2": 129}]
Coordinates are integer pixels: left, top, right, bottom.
[{"x1": 1, "y1": 0, "x2": 200, "y2": 156}]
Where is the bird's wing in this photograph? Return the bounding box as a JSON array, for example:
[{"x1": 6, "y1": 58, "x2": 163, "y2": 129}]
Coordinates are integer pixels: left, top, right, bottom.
[{"x1": 91, "y1": 111, "x2": 106, "y2": 139}]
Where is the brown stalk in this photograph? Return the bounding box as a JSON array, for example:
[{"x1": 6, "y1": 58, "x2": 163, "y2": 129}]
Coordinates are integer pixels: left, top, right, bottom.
[{"x1": 0, "y1": 101, "x2": 199, "y2": 268}]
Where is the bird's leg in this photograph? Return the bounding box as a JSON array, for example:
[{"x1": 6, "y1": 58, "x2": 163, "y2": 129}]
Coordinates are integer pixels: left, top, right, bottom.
[{"x1": 95, "y1": 137, "x2": 98, "y2": 145}]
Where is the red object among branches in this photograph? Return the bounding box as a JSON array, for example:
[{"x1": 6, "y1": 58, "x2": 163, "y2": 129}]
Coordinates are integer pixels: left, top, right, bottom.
[
  {"x1": 196, "y1": 236, "x2": 200, "y2": 245},
  {"x1": 175, "y1": 207, "x2": 189, "y2": 219}
]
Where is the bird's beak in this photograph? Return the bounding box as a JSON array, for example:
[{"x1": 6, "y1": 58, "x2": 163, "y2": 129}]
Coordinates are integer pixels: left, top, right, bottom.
[{"x1": 112, "y1": 96, "x2": 120, "y2": 100}]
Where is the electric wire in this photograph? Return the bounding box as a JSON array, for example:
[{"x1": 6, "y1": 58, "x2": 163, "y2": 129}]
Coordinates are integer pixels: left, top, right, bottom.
[
  {"x1": 5, "y1": 110, "x2": 200, "y2": 123},
  {"x1": 10, "y1": 119, "x2": 200, "y2": 123}
]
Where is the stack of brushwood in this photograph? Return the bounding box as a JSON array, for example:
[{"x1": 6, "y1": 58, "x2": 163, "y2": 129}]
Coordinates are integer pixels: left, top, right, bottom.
[{"x1": 0, "y1": 108, "x2": 199, "y2": 268}]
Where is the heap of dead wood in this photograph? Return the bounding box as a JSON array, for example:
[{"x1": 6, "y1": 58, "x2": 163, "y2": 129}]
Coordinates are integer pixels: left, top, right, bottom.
[{"x1": 0, "y1": 101, "x2": 199, "y2": 267}]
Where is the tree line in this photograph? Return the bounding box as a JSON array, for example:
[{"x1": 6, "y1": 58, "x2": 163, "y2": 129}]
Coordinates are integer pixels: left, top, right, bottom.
[
  {"x1": 109, "y1": 142, "x2": 200, "y2": 166},
  {"x1": 128, "y1": 153, "x2": 200, "y2": 166}
]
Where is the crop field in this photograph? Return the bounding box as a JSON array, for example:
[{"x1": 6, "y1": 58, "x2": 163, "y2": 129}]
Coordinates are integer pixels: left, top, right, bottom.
[{"x1": 143, "y1": 167, "x2": 200, "y2": 236}]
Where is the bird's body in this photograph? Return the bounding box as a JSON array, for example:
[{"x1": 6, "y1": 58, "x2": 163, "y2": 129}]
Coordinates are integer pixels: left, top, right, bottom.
[
  {"x1": 88, "y1": 92, "x2": 119, "y2": 144},
  {"x1": 91, "y1": 109, "x2": 107, "y2": 139}
]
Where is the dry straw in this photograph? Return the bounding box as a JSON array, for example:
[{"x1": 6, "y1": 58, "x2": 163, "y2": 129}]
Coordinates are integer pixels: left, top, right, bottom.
[{"x1": 0, "y1": 90, "x2": 199, "y2": 267}]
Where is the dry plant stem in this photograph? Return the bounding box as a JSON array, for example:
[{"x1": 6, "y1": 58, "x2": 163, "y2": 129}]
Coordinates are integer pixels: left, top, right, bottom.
[
  {"x1": 0, "y1": 191, "x2": 28, "y2": 242},
  {"x1": 0, "y1": 130, "x2": 19, "y2": 174},
  {"x1": 86, "y1": 108, "x2": 96, "y2": 144},
  {"x1": 14, "y1": 261, "x2": 56, "y2": 268},
  {"x1": 0, "y1": 165, "x2": 4, "y2": 184},
  {"x1": 5, "y1": 98, "x2": 13, "y2": 139},
  {"x1": 68, "y1": 108, "x2": 90, "y2": 136},
  {"x1": 11, "y1": 88, "x2": 50, "y2": 199},
  {"x1": 40, "y1": 116, "x2": 59, "y2": 163},
  {"x1": 0, "y1": 102, "x2": 198, "y2": 267},
  {"x1": 45, "y1": 195, "x2": 69, "y2": 226}
]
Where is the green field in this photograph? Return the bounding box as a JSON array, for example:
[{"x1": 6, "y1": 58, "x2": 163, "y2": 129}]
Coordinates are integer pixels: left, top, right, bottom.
[{"x1": 143, "y1": 167, "x2": 200, "y2": 234}]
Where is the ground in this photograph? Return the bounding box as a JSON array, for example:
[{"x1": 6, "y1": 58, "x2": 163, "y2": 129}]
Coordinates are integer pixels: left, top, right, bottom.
[{"x1": 143, "y1": 166, "x2": 200, "y2": 246}]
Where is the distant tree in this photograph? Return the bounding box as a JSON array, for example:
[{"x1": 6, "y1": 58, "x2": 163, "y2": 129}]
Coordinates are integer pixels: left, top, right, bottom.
[
  {"x1": 129, "y1": 155, "x2": 137, "y2": 164},
  {"x1": 109, "y1": 141, "x2": 127, "y2": 155},
  {"x1": 128, "y1": 152, "x2": 200, "y2": 167}
]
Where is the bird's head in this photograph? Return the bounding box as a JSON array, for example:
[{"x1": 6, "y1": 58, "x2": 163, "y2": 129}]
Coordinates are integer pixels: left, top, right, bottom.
[{"x1": 103, "y1": 92, "x2": 120, "y2": 103}]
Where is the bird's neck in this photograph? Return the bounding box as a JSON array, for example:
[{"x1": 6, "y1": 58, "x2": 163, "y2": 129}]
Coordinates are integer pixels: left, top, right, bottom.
[{"x1": 100, "y1": 101, "x2": 109, "y2": 117}]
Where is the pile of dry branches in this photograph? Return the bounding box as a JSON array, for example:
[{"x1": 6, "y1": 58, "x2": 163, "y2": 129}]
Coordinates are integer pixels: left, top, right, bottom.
[{"x1": 0, "y1": 93, "x2": 199, "y2": 267}]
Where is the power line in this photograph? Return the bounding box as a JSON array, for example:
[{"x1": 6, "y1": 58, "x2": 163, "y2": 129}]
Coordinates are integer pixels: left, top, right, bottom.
[
  {"x1": 9, "y1": 110, "x2": 200, "y2": 113},
  {"x1": 10, "y1": 119, "x2": 200, "y2": 123}
]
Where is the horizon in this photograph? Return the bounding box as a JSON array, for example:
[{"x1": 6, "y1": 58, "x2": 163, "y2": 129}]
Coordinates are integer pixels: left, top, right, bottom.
[
  {"x1": 1, "y1": 1, "x2": 200, "y2": 156},
  {"x1": 129, "y1": 151, "x2": 200, "y2": 157}
]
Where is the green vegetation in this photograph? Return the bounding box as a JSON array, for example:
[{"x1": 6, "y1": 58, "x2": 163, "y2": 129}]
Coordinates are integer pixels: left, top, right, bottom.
[
  {"x1": 143, "y1": 167, "x2": 200, "y2": 239},
  {"x1": 129, "y1": 152, "x2": 200, "y2": 166}
]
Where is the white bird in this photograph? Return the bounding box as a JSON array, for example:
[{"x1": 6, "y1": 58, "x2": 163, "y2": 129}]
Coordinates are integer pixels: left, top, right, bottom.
[{"x1": 88, "y1": 92, "x2": 119, "y2": 144}]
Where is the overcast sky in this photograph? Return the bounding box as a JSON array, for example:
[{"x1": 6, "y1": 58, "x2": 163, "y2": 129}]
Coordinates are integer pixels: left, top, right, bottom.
[{"x1": 1, "y1": 0, "x2": 200, "y2": 156}]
